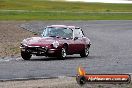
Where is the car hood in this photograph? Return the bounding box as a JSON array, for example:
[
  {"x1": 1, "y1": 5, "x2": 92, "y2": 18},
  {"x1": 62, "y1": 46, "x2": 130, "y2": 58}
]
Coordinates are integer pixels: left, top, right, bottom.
[{"x1": 22, "y1": 37, "x2": 64, "y2": 47}]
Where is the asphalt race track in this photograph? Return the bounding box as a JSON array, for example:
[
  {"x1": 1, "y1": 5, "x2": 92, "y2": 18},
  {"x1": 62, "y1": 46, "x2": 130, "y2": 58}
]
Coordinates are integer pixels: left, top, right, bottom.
[{"x1": 0, "y1": 20, "x2": 132, "y2": 80}]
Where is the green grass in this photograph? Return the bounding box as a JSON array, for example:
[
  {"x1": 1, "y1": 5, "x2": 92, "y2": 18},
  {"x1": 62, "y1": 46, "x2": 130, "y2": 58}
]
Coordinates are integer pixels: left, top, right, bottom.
[
  {"x1": 0, "y1": 11, "x2": 132, "y2": 20},
  {"x1": 0, "y1": 0, "x2": 132, "y2": 20}
]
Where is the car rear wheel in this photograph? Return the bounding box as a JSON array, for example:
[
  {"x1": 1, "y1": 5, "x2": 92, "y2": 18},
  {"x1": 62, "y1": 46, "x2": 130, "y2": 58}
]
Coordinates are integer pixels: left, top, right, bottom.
[
  {"x1": 58, "y1": 48, "x2": 67, "y2": 60},
  {"x1": 80, "y1": 46, "x2": 89, "y2": 57},
  {"x1": 21, "y1": 51, "x2": 32, "y2": 60}
]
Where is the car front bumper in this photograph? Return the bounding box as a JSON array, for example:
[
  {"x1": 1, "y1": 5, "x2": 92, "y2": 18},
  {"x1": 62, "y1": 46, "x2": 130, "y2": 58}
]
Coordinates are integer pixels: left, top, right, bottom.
[
  {"x1": 20, "y1": 46, "x2": 61, "y2": 57},
  {"x1": 47, "y1": 49, "x2": 61, "y2": 56}
]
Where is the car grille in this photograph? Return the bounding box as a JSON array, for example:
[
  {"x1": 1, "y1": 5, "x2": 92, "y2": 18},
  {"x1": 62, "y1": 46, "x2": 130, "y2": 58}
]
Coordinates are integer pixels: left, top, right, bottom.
[{"x1": 27, "y1": 47, "x2": 47, "y2": 53}]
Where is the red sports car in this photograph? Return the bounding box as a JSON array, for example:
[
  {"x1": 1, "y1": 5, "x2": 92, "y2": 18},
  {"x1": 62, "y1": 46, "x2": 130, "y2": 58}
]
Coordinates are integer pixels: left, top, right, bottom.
[{"x1": 20, "y1": 25, "x2": 91, "y2": 60}]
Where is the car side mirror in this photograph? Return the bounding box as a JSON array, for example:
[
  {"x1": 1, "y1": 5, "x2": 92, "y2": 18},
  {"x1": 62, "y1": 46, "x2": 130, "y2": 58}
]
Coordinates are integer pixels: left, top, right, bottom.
[{"x1": 74, "y1": 37, "x2": 78, "y2": 40}]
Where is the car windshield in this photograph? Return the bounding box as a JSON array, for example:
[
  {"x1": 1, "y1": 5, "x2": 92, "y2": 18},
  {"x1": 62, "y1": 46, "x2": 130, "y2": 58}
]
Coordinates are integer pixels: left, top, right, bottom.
[{"x1": 42, "y1": 27, "x2": 73, "y2": 39}]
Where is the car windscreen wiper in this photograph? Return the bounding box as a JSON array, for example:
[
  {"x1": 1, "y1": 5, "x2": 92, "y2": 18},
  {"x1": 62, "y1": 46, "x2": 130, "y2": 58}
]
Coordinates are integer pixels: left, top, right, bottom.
[
  {"x1": 62, "y1": 37, "x2": 71, "y2": 39},
  {"x1": 49, "y1": 36, "x2": 60, "y2": 38}
]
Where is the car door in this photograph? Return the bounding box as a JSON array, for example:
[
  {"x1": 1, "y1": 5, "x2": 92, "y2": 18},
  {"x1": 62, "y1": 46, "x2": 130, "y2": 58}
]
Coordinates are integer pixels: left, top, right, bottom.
[
  {"x1": 73, "y1": 28, "x2": 85, "y2": 53},
  {"x1": 66, "y1": 39, "x2": 75, "y2": 54},
  {"x1": 61, "y1": 28, "x2": 75, "y2": 54}
]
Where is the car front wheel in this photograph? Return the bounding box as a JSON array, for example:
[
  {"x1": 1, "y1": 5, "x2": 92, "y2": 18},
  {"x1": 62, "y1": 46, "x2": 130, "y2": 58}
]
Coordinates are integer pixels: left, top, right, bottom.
[
  {"x1": 80, "y1": 46, "x2": 89, "y2": 57},
  {"x1": 21, "y1": 51, "x2": 32, "y2": 60},
  {"x1": 58, "y1": 48, "x2": 67, "y2": 60}
]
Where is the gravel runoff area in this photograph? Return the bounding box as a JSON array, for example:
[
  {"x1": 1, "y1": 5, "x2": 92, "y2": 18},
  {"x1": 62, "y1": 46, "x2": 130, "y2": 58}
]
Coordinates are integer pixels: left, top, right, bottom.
[
  {"x1": 0, "y1": 21, "x2": 35, "y2": 57},
  {"x1": 0, "y1": 21, "x2": 132, "y2": 88}
]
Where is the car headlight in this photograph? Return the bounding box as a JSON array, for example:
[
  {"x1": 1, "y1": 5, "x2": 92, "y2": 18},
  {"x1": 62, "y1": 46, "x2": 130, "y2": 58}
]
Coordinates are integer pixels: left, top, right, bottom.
[
  {"x1": 20, "y1": 43, "x2": 27, "y2": 48},
  {"x1": 52, "y1": 41, "x2": 59, "y2": 48}
]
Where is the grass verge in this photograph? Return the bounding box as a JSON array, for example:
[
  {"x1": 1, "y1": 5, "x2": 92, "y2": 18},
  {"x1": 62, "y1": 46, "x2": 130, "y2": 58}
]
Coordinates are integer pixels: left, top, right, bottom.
[
  {"x1": 0, "y1": 11, "x2": 132, "y2": 20},
  {"x1": 0, "y1": 0, "x2": 132, "y2": 20}
]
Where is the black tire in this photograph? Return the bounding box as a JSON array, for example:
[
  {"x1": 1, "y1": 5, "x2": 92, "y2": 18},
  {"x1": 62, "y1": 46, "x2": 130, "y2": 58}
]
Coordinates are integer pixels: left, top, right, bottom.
[
  {"x1": 80, "y1": 46, "x2": 89, "y2": 57},
  {"x1": 21, "y1": 51, "x2": 31, "y2": 60},
  {"x1": 58, "y1": 47, "x2": 67, "y2": 60}
]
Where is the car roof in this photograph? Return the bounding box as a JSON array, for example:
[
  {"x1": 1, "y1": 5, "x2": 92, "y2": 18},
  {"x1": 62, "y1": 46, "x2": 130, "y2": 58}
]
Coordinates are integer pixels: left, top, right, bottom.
[{"x1": 47, "y1": 25, "x2": 80, "y2": 29}]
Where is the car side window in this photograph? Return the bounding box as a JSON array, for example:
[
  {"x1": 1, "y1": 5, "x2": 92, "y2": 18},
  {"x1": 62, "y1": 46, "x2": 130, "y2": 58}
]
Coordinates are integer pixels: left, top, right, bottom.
[{"x1": 74, "y1": 28, "x2": 84, "y2": 38}]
